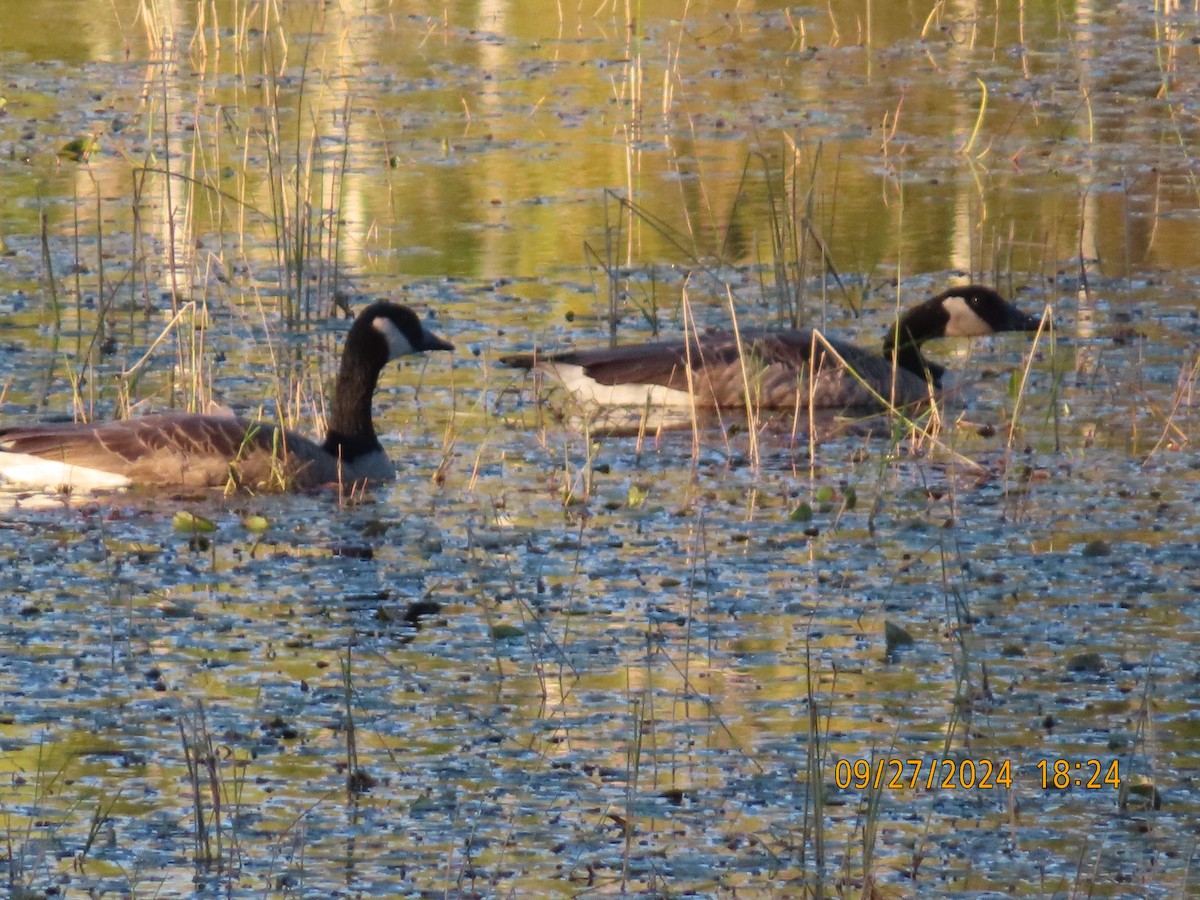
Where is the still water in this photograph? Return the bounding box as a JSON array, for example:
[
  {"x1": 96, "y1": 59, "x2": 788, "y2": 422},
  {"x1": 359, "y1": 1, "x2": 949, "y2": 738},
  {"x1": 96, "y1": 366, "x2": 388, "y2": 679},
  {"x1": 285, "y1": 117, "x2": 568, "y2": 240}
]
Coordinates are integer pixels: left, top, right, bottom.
[{"x1": 1, "y1": 1, "x2": 1198, "y2": 896}]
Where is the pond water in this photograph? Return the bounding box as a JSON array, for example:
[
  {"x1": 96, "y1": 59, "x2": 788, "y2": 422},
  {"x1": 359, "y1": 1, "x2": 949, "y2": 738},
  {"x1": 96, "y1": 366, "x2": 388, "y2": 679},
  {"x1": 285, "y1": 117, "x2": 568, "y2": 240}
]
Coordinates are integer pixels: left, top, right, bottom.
[{"x1": 1, "y1": 0, "x2": 1198, "y2": 896}]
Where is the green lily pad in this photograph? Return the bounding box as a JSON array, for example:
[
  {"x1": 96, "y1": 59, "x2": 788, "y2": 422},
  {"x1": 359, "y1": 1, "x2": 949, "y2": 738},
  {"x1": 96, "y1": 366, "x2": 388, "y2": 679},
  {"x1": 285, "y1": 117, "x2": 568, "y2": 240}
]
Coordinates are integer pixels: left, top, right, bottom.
[
  {"x1": 173, "y1": 511, "x2": 216, "y2": 533},
  {"x1": 789, "y1": 502, "x2": 813, "y2": 522},
  {"x1": 59, "y1": 134, "x2": 99, "y2": 162},
  {"x1": 241, "y1": 514, "x2": 270, "y2": 533}
]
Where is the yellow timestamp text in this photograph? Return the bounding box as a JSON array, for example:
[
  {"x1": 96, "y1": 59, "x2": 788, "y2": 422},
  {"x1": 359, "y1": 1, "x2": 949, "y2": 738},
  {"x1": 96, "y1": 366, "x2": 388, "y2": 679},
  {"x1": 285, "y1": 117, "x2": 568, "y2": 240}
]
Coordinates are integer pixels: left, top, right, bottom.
[
  {"x1": 834, "y1": 757, "x2": 1013, "y2": 791},
  {"x1": 1037, "y1": 758, "x2": 1120, "y2": 790}
]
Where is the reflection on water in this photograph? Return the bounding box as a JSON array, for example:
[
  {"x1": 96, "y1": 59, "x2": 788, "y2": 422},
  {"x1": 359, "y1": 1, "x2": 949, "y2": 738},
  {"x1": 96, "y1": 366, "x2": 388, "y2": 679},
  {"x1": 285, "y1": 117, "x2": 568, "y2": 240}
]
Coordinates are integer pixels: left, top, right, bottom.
[
  {"x1": 1, "y1": 1, "x2": 1199, "y2": 896},
  {"x1": 3, "y1": 0, "x2": 1200, "y2": 298}
]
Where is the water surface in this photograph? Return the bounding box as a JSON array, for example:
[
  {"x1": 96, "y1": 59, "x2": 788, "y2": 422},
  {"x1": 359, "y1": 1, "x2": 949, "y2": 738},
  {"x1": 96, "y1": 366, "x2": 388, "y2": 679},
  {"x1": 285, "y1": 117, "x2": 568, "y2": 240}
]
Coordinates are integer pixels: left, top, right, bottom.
[{"x1": 1, "y1": 1, "x2": 1198, "y2": 896}]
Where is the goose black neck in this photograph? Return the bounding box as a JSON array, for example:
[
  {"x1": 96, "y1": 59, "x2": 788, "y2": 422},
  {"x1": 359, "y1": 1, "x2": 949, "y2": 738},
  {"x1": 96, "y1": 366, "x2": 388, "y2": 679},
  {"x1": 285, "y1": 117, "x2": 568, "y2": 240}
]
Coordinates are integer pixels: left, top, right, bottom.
[
  {"x1": 322, "y1": 345, "x2": 385, "y2": 461},
  {"x1": 882, "y1": 318, "x2": 945, "y2": 388}
]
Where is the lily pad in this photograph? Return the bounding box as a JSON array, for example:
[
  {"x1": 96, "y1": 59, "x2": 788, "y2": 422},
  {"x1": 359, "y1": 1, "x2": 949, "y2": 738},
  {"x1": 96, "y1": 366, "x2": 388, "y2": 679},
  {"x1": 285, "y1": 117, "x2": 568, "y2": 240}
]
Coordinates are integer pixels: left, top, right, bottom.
[
  {"x1": 789, "y1": 502, "x2": 813, "y2": 522},
  {"x1": 172, "y1": 511, "x2": 216, "y2": 534},
  {"x1": 59, "y1": 134, "x2": 99, "y2": 161},
  {"x1": 241, "y1": 514, "x2": 270, "y2": 533}
]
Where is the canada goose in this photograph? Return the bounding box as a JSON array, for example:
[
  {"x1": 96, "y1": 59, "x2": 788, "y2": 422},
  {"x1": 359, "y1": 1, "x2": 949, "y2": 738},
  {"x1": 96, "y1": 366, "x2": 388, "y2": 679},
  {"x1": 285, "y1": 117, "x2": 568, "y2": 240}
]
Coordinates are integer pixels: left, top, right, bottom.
[
  {"x1": 500, "y1": 285, "x2": 1040, "y2": 412},
  {"x1": 0, "y1": 302, "x2": 453, "y2": 491}
]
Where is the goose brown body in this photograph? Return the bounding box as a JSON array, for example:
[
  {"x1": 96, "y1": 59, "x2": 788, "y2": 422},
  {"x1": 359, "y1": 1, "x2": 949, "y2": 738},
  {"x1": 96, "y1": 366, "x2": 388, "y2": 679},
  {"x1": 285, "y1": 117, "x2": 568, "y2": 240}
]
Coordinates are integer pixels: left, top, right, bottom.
[
  {"x1": 0, "y1": 414, "x2": 344, "y2": 489},
  {"x1": 501, "y1": 286, "x2": 1040, "y2": 412},
  {"x1": 0, "y1": 302, "x2": 453, "y2": 491}
]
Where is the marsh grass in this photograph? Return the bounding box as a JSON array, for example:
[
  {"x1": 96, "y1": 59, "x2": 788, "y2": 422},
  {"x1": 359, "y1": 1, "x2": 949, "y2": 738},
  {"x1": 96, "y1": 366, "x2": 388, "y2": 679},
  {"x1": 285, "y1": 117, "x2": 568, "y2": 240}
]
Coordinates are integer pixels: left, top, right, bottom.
[
  {"x1": 767, "y1": 136, "x2": 849, "y2": 329},
  {"x1": 340, "y1": 651, "x2": 375, "y2": 794},
  {"x1": 1, "y1": 739, "x2": 77, "y2": 898},
  {"x1": 1144, "y1": 348, "x2": 1198, "y2": 462},
  {"x1": 583, "y1": 141, "x2": 1023, "y2": 487},
  {"x1": 126, "y1": 0, "x2": 360, "y2": 426},
  {"x1": 259, "y1": 27, "x2": 350, "y2": 325},
  {"x1": 177, "y1": 703, "x2": 234, "y2": 872},
  {"x1": 9, "y1": 0, "x2": 374, "y2": 480},
  {"x1": 803, "y1": 641, "x2": 829, "y2": 895}
]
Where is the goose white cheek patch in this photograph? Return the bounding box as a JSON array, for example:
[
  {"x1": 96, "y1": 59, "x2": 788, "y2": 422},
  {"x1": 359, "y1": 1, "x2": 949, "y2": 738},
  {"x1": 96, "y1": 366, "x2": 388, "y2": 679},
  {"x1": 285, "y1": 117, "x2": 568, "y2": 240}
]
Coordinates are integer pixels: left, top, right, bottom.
[
  {"x1": 373, "y1": 317, "x2": 415, "y2": 358},
  {"x1": 941, "y1": 296, "x2": 992, "y2": 337}
]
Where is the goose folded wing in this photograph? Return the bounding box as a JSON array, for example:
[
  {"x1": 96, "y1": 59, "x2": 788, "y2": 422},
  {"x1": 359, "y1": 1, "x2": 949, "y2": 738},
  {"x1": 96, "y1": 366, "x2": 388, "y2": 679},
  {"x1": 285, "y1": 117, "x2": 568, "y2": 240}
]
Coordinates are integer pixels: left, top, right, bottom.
[{"x1": 1, "y1": 414, "x2": 293, "y2": 487}]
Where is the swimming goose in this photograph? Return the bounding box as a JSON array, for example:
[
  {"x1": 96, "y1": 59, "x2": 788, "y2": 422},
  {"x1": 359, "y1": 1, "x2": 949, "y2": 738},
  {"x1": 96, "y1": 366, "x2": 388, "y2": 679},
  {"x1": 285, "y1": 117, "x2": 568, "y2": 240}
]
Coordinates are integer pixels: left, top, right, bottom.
[
  {"x1": 500, "y1": 286, "x2": 1040, "y2": 412},
  {"x1": 0, "y1": 302, "x2": 453, "y2": 491}
]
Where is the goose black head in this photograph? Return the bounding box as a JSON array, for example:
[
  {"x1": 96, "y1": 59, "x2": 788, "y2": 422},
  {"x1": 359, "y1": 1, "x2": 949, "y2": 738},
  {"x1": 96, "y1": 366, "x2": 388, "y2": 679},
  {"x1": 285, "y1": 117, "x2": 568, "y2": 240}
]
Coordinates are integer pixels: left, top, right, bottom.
[
  {"x1": 882, "y1": 285, "x2": 1041, "y2": 385},
  {"x1": 357, "y1": 302, "x2": 455, "y2": 361},
  {"x1": 936, "y1": 286, "x2": 1042, "y2": 338}
]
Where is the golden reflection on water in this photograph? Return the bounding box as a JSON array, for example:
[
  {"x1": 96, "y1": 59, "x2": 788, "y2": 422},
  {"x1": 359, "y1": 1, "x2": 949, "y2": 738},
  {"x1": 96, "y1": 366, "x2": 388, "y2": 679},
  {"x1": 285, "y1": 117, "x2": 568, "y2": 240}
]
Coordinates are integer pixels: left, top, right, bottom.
[{"x1": 3, "y1": 0, "x2": 1200, "y2": 311}]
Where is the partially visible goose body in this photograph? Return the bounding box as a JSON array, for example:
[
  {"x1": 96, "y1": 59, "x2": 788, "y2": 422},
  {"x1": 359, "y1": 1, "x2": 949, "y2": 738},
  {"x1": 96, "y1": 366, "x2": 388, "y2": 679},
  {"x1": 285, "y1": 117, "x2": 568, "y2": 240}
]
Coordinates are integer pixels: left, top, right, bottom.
[
  {"x1": 500, "y1": 286, "x2": 1040, "y2": 413},
  {"x1": 0, "y1": 302, "x2": 453, "y2": 492}
]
